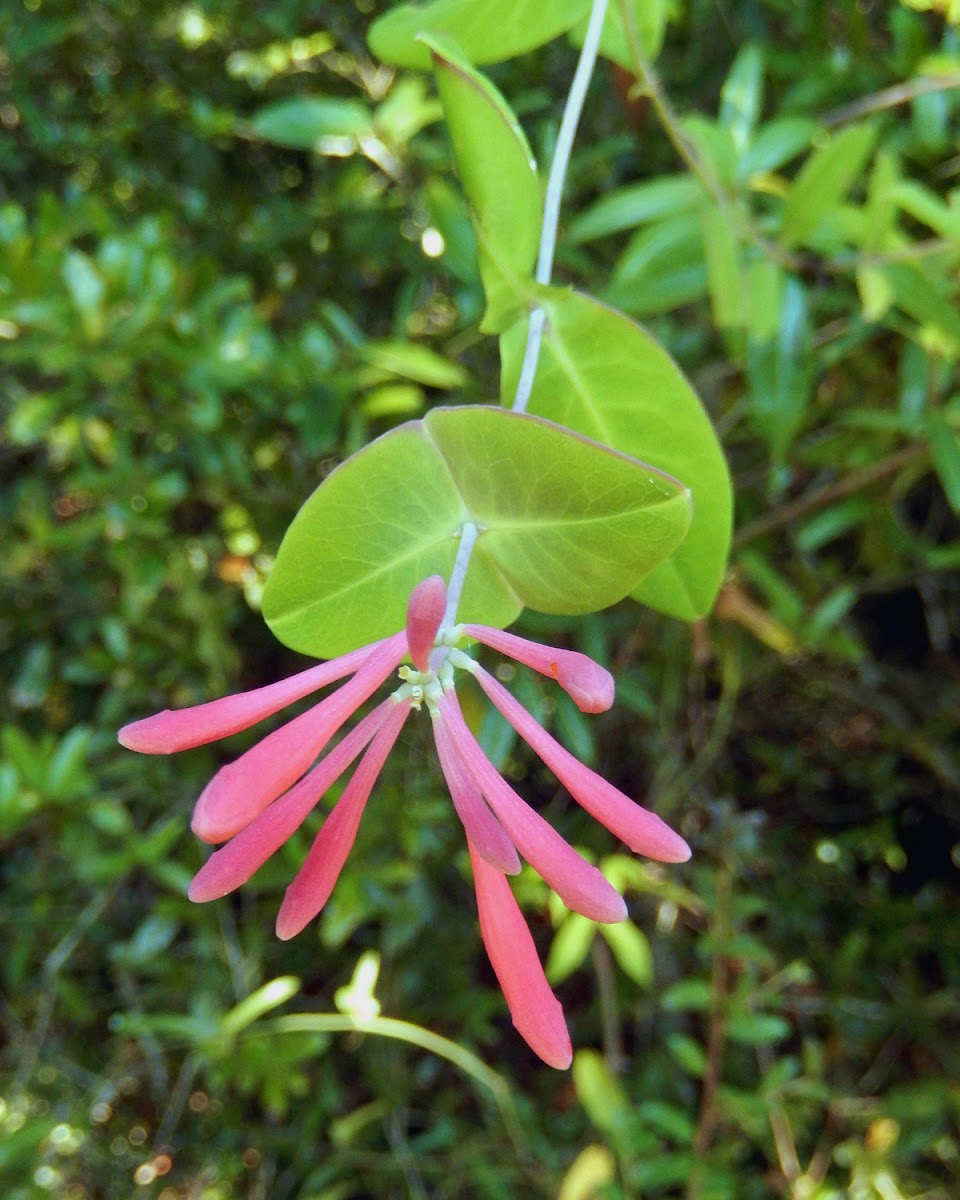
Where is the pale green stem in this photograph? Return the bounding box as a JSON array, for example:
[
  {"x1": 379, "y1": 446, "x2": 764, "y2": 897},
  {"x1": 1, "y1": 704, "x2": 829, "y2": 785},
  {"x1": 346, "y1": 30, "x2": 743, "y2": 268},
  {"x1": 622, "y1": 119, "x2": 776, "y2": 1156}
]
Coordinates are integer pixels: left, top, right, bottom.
[
  {"x1": 512, "y1": 0, "x2": 609, "y2": 416},
  {"x1": 442, "y1": 519, "x2": 479, "y2": 629},
  {"x1": 510, "y1": 306, "x2": 547, "y2": 418},
  {"x1": 259, "y1": 1012, "x2": 519, "y2": 1132},
  {"x1": 444, "y1": 0, "x2": 609, "y2": 625},
  {"x1": 536, "y1": 0, "x2": 609, "y2": 288}
]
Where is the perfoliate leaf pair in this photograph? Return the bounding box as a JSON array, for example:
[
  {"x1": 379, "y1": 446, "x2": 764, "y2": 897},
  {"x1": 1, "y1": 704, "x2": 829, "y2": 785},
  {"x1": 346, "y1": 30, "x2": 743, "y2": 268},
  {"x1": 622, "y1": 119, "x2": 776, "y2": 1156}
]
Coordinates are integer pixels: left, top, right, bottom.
[{"x1": 263, "y1": 406, "x2": 692, "y2": 658}]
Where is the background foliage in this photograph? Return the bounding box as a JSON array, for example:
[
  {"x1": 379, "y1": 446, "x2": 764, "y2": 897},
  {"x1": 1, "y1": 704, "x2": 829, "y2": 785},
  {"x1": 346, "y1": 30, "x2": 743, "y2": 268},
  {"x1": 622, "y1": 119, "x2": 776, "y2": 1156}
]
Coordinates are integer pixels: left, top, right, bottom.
[{"x1": 2, "y1": 1, "x2": 959, "y2": 1197}]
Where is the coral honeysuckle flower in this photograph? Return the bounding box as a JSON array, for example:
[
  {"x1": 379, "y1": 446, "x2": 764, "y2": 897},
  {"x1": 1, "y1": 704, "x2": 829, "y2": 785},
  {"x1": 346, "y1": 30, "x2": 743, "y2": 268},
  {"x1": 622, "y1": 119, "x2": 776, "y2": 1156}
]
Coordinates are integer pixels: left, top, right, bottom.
[{"x1": 119, "y1": 576, "x2": 689, "y2": 1068}]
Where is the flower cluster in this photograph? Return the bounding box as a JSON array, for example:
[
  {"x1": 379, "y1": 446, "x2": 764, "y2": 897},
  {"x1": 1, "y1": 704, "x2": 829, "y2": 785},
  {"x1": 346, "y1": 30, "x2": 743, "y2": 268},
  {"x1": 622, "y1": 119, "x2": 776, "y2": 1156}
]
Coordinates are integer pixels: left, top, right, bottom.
[{"x1": 119, "y1": 576, "x2": 689, "y2": 1068}]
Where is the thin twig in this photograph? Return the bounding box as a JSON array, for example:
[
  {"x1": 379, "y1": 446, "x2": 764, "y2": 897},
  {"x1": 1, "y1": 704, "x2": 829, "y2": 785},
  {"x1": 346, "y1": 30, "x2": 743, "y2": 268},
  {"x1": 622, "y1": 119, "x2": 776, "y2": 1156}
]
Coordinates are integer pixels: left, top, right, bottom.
[
  {"x1": 152, "y1": 1052, "x2": 201, "y2": 1154},
  {"x1": 591, "y1": 937, "x2": 626, "y2": 1072},
  {"x1": 822, "y1": 71, "x2": 960, "y2": 128},
  {"x1": 685, "y1": 868, "x2": 732, "y2": 1200},
  {"x1": 756, "y1": 1042, "x2": 802, "y2": 1185},
  {"x1": 15, "y1": 889, "x2": 114, "y2": 1091},
  {"x1": 733, "y1": 442, "x2": 929, "y2": 548},
  {"x1": 617, "y1": 0, "x2": 804, "y2": 276},
  {"x1": 619, "y1": 3, "x2": 960, "y2": 284},
  {"x1": 617, "y1": 0, "x2": 727, "y2": 206}
]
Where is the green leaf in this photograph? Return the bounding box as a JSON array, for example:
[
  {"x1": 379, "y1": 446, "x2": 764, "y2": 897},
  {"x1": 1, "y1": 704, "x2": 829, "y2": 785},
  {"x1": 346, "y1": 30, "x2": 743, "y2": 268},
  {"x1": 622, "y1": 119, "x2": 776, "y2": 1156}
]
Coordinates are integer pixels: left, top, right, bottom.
[
  {"x1": 883, "y1": 262, "x2": 960, "y2": 353},
  {"x1": 746, "y1": 258, "x2": 784, "y2": 343},
  {"x1": 568, "y1": 0, "x2": 669, "y2": 70},
  {"x1": 796, "y1": 497, "x2": 873, "y2": 553},
  {"x1": 249, "y1": 97, "x2": 373, "y2": 149},
  {"x1": 45, "y1": 726, "x2": 92, "y2": 800},
  {"x1": 662, "y1": 978, "x2": 711, "y2": 1010},
  {"x1": 719, "y1": 43, "x2": 764, "y2": 152},
  {"x1": 425, "y1": 407, "x2": 692, "y2": 613},
  {"x1": 681, "y1": 115, "x2": 739, "y2": 189},
  {"x1": 747, "y1": 275, "x2": 813, "y2": 463},
  {"x1": 640, "y1": 1100, "x2": 697, "y2": 1143},
  {"x1": 360, "y1": 383, "x2": 425, "y2": 420},
  {"x1": 606, "y1": 260, "x2": 709, "y2": 319},
  {"x1": 262, "y1": 417, "x2": 513, "y2": 657},
  {"x1": 601, "y1": 919, "x2": 652, "y2": 987},
  {"x1": 557, "y1": 1145, "x2": 617, "y2": 1200},
  {"x1": 857, "y1": 265, "x2": 894, "y2": 321},
  {"x1": 359, "y1": 339, "x2": 467, "y2": 389},
  {"x1": 605, "y1": 211, "x2": 710, "y2": 317},
  {"x1": 701, "y1": 206, "x2": 745, "y2": 329},
  {"x1": 862, "y1": 150, "x2": 899, "y2": 252},
  {"x1": 219, "y1": 977, "x2": 301, "y2": 1042},
  {"x1": 738, "y1": 116, "x2": 817, "y2": 180},
  {"x1": 567, "y1": 174, "x2": 705, "y2": 244},
  {"x1": 500, "y1": 290, "x2": 731, "y2": 619},
  {"x1": 891, "y1": 178, "x2": 960, "y2": 240},
  {"x1": 780, "y1": 122, "x2": 877, "y2": 248},
  {"x1": 666, "y1": 1032, "x2": 707, "y2": 1077},
  {"x1": 611, "y1": 212, "x2": 704, "y2": 287},
  {"x1": 573, "y1": 1050, "x2": 631, "y2": 1140},
  {"x1": 62, "y1": 249, "x2": 105, "y2": 340},
  {"x1": 427, "y1": 37, "x2": 541, "y2": 332},
  {"x1": 368, "y1": 0, "x2": 590, "y2": 69},
  {"x1": 928, "y1": 410, "x2": 960, "y2": 513},
  {"x1": 373, "y1": 75, "x2": 442, "y2": 146},
  {"x1": 546, "y1": 913, "x2": 596, "y2": 984},
  {"x1": 806, "y1": 583, "x2": 857, "y2": 648},
  {"x1": 263, "y1": 405, "x2": 692, "y2": 656},
  {"x1": 726, "y1": 1012, "x2": 790, "y2": 1045}
]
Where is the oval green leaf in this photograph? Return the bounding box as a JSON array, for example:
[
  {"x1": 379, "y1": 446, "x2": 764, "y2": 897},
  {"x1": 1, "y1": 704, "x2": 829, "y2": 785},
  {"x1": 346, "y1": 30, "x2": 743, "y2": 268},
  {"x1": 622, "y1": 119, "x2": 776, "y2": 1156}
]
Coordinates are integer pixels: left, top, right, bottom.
[
  {"x1": 250, "y1": 97, "x2": 373, "y2": 149},
  {"x1": 427, "y1": 36, "x2": 541, "y2": 332},
  {"x1": 780, "y1": 122, "x2": 876, "y2": 249},
  {"x1": 500, "y1": 289, "x2": 731, "y2": 620},
  {"x1": 262, "y1": 405, "x2": 692, "y2": 657},
  {"x1": 368, "y1": 0, "x2": 591, "y2": 70}
]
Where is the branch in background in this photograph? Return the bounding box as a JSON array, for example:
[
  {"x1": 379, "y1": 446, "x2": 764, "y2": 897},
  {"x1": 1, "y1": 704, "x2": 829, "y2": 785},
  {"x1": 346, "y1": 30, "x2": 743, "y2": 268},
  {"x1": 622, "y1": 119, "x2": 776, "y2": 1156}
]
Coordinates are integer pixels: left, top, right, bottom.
[
  {"x1": 684, "y1": 867, "x2": 732, "y2": 1200},
  {"x1": 617, "y1": 0, "x2": 728, "y2": 207},
  {"x1": 822, "y1": 71, "x2": 960, "y2": 128},
  {"x1": 734, "y1": 442, "x2": 930, "y2": 548}
]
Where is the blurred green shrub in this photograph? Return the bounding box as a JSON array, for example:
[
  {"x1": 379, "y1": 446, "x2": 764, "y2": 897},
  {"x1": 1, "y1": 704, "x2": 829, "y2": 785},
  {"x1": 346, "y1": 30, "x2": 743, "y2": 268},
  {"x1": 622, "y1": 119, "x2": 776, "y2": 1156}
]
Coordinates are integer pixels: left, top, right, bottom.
[{"x1": 2, "y1": 1, "x2": 959, "y2": 1198}]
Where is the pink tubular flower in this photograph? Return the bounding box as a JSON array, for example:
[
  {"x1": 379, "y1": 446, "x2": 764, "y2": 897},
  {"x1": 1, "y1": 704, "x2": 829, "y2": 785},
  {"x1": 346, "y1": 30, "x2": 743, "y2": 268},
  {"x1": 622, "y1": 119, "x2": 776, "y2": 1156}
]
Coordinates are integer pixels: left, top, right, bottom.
[{"x1": 118, "y1": 574, "x2": 689, "y2": 1068}]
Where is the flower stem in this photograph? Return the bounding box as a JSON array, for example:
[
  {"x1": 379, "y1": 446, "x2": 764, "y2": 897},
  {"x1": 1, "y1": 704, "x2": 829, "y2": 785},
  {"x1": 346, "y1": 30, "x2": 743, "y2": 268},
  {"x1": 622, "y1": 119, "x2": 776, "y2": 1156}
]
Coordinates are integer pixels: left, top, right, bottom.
[
  {"x1": 442, "y1": 520, "x2": 479, "y2": 629},
  {"x1": 512, "y1": 0, "x2": 609, "y2": 415},
  {"x1": 444, "y1": 0, "x2": 608, "y2": 623}
]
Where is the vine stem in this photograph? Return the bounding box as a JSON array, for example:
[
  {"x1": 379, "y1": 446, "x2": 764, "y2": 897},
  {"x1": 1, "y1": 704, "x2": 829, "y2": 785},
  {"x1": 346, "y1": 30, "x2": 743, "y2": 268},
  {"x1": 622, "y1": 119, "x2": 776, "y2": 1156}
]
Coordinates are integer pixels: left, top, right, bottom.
[
  {"x1": 511, "y1": 0, "x2": 609, "y2": 418},
  {"x1": 534, "y1": 0, "x2": 609, "y2": 290},
  {"x1": 443, "y1": 0, "x2": 609, "y2": 624},
  {"x1": 442, "y1": 519, "x2": 479, "y2": 628}
]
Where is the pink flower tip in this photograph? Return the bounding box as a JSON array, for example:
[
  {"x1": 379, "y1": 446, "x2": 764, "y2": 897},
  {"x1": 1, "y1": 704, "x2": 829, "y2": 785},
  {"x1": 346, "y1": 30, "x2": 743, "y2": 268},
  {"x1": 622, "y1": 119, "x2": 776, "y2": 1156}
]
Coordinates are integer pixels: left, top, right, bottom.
[
  {"x1": 551, "y1": 652, "x2": 614, "y2": 714},
  {"x1": 406, "y1": 575, "x2": 447, "y2": 672},
  {"x1": 117, "y1": 710, "x2": 199, "y2": 748},
  {"x1": 661, "y1": 831, "x2": 693, "y2": 864},
  {"x1": 461, "y1": 625, "x2": 614, "y2": 713},
  {"x1": 117, "y1": 713, "x2": 179, "y2": 754}
]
